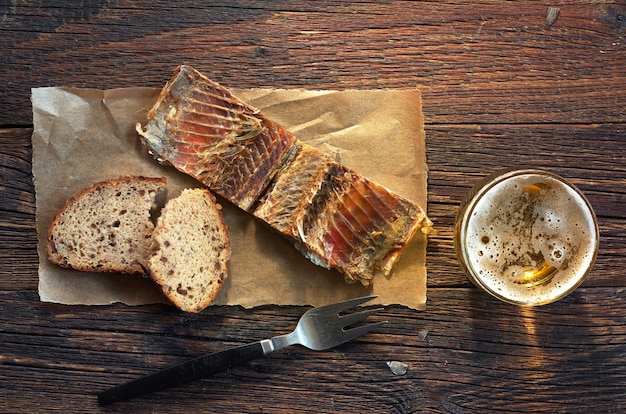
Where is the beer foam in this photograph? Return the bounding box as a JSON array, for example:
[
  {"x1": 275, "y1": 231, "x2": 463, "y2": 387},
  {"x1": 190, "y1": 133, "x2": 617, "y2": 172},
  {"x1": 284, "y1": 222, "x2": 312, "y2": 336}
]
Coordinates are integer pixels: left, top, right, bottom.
[{"x1": 461, "y1": 173, "x2": 598, "y2": 305}]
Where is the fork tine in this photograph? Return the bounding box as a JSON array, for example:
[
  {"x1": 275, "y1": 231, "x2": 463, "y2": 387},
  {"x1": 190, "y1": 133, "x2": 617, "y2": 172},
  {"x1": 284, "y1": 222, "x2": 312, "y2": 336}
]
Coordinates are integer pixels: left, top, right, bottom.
[
  {"x1": 315, "y1": 295, "x2": 378, "y2": 315},
  {"x1": 339, "y1": 307, "x2": 383, "y2": 328},
  {"x1": 342, "y1": 320, "x2": 388, "y2": 342}
]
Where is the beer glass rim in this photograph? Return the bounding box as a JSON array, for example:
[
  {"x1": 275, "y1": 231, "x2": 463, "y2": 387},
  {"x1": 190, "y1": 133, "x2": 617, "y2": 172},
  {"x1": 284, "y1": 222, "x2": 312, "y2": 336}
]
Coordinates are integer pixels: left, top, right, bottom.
[{"x1": 455, "y1": 168, "x2": 600, "y2": 306}]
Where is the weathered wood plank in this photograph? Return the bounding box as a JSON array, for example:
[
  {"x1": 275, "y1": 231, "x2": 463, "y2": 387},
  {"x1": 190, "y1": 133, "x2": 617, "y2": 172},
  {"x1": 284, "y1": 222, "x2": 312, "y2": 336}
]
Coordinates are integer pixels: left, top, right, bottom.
[
  {"x1": 1, "y1": 1, "x2": 625, "y2": 125},
  {"x1": 1, "y1": 287, "x2": 625, "y2": 412}
]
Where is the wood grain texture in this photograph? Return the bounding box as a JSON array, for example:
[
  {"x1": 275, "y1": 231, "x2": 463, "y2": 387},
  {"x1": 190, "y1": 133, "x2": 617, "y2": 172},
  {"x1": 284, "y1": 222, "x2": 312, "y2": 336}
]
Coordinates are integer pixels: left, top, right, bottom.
[
  {"x1": 1, "y1": 288, "x2": 625, "y2": 413},
  {"x1": 1, "y1": 1, "x2": 625, "y2": 412},
  {"x1": 2, "y1": 1, "x2": 625, "y2": 125}
]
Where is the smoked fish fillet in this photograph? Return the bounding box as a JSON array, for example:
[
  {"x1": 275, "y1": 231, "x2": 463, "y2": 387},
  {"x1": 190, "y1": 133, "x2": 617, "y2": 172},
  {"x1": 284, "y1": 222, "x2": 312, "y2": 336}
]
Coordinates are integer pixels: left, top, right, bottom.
[
  {"x1": 137, "y1": 65, "x2": 431, "y2": 285},
  {"x1": 137, "y1": 66, "x2": 297, "y2": 211}
]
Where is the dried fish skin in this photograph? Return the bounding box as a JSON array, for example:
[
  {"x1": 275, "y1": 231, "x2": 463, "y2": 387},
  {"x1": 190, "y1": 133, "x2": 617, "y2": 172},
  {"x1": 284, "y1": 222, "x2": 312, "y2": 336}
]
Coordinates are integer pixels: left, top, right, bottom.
[
  {"x1": 255, "y1": 142, "x2": 430, "y2": 285},
  {"x1": 301, "y1": 163, "x2": 428, "y2": 284},
  {"x1": 137, "y1": 65, "x2": 297, "y2": 211},
  {"x1": 253, "y1": 142, "x2": 335, "y2": 239}
]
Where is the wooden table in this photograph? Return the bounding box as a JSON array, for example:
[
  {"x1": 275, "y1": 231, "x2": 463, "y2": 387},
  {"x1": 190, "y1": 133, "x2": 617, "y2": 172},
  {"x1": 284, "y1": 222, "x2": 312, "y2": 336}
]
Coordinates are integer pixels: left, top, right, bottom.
[{"x1": 2, "y1": 2, "x2": 625, "y2": 412}]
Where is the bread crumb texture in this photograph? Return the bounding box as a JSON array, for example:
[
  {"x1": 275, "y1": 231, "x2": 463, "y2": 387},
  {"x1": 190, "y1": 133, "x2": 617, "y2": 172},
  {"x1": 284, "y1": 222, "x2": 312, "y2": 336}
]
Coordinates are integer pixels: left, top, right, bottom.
[
  {"x1": 46, "y1": 176, "x2": 166, "y2": 274},
  {"x1": 149, "y1": 188, "x2": 231, "y2": 313}
]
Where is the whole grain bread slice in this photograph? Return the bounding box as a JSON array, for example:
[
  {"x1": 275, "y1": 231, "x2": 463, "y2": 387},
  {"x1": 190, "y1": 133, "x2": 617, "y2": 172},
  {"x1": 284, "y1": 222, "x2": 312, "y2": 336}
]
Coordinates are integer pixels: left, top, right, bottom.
[
  {"x1": 46, "y1": 176, "x2": 166, "y2": 274},
  {"x1": 147, "y1": 188, "x2": 231, "y2": 313}
]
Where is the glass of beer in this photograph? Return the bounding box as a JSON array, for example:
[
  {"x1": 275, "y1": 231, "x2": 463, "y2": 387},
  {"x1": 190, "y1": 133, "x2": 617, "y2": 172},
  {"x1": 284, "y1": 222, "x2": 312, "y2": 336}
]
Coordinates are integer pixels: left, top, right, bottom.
[{"x1": 454, "y1": 169, "x2": 599, "y2": 306}]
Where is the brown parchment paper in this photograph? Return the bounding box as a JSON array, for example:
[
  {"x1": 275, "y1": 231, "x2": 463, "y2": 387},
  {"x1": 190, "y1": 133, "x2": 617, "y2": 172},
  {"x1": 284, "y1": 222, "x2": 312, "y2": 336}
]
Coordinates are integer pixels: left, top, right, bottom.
[{"x1": 32, "y1": 86, "x2": 428, "y2": 309}]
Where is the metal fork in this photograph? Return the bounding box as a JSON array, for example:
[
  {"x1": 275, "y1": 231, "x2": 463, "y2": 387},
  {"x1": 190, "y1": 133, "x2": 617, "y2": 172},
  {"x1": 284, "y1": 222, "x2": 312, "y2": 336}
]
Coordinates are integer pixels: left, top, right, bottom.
[{"x1": 98, "y1": 295, "x2": 387, "y2": 405}]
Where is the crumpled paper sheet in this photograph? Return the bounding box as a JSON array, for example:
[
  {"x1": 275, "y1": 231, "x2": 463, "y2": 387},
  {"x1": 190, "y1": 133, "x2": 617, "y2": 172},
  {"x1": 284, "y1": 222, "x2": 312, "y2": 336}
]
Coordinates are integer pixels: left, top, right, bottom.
[{"x1": 32, "y1": 86, "x2": 428, "y2": 309}]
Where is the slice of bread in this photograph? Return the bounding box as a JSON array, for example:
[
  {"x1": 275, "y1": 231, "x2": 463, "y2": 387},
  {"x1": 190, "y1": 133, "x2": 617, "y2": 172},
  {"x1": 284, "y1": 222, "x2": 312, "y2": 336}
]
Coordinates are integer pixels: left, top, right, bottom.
[
  {"x1": 147, "y1": 188, "x2": 231, "y2": 313},
  {"x1": 47, "y1": 176, "x2": 166, "y2": 274}
]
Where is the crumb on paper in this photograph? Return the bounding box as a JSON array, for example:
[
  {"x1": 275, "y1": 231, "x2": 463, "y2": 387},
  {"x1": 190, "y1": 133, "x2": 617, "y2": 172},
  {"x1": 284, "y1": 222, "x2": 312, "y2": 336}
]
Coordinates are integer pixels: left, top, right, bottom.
[
  {"x1": 546, "y1": 7, "x2": 560, "y2": 26},
  {"x1": 387, "y1": 360, "x2": 409, "y2": 376}
]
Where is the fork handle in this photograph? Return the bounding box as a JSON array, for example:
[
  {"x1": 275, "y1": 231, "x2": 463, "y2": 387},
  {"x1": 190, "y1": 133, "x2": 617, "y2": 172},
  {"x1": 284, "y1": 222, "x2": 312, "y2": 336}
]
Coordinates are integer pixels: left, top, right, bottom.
[{"x1": 97, "y1": 341, "x2": 266, "y2": 405}]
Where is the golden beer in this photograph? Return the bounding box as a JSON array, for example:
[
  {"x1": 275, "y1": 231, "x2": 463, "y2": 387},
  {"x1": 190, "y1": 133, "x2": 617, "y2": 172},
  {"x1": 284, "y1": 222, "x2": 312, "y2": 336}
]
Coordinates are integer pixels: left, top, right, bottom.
[{"x1": 454, "y1": 169, "x2": 599, "y2": 306}]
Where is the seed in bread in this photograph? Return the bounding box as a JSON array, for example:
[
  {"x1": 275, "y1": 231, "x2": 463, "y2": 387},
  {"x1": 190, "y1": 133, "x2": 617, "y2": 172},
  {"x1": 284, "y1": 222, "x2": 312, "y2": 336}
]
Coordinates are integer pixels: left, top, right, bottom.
[
  {"x1": 147, "y1": 188, "x2": 231, "y2": 313},
  {"x1": 46, "y1": 176, "x2": 166, "y2": 274}
]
